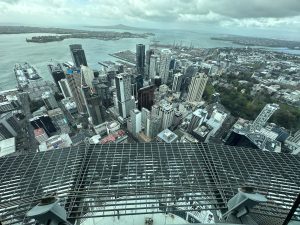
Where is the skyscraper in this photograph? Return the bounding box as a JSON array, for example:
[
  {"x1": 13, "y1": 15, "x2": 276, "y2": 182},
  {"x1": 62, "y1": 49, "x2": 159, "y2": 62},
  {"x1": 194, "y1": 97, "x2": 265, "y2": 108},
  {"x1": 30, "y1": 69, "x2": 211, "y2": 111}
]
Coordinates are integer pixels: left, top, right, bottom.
[
  {"x1": 128, "y1": 109, "x2": 142, "y2": 136},
  {"x1": 172, "y1": 72, "x2": 183, "y2": 92},
  {"x1": 187, "y1": 73, "x2": 208, "y2": 102},
  {"x1": 47, "y1": 63, "x2": 65, "y2": 92},
  {"x1": 145, "y1": 116, "x2": 161, "y2": 138},
  {"x1": 65, "y1": 69, "x2": 87, "y2": 114},
  {"x1": 137, "y1": 85, "x2": 155, "y2": 110},
  {"x1": 85, "y1": 94, "x2": 105, "y2": 126},
  {"x1": 251, "y1": 103, "x2": 279, "y2": 132},
  {"x1": 149, "y1": 54, "x2": 159, "y2": 80},
  {"x1": 136, "y1": 44, "x2": 145, "y2": 77},
  {"x1": 141, "y1": 107, "x2": 150, "y2": 127},
  {"x1": 159, "y1": 102, "x2": 175, "y2": 130},
  {"x1": 145, "y1": 49, "x2": 155, "y2": 78},
  {"x1": 69, "y1": 44, "x2": 88, "y2": 68},
  {"x1": 159, "y1": 49, "x2": 172, "y2": 84},
  {"x1": 115, "y1": 73, "x2": 135, "y2": 118},
  {"x1": 58, "y1": 79, "x2": 73, "y2": 98},
  {"x1": 81, "y1": 66, "x2": 95, "y2": 90}
]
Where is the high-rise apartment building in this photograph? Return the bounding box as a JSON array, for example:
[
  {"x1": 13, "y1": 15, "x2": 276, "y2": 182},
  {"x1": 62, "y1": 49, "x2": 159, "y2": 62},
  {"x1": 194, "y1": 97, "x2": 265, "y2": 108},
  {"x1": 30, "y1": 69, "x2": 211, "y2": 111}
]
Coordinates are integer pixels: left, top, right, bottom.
[
  {"x1": 69, "y1": 44, "x2": 88, "y2": 67},
  {"x1": 159, "y1": 49, "x2": 172, "y2": 84},
  {"x1": 186, "y1": 73, "x2": 208, "y2": 102}
]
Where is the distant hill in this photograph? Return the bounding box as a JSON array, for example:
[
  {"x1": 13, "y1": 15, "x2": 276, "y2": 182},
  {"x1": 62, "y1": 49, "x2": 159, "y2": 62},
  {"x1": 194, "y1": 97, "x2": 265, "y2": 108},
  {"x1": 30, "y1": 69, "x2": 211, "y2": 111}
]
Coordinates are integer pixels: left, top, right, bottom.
[{"x1": 85, "y1": 24, "x2": 153, "y2": 31}]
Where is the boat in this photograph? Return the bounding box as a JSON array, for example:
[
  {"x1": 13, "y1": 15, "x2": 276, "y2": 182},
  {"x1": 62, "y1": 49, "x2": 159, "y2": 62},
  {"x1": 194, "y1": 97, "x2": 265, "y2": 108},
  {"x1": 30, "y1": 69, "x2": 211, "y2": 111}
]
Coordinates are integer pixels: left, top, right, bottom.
[{"x1": 14, "y1": 62, "x2": 42, "y2": 89}]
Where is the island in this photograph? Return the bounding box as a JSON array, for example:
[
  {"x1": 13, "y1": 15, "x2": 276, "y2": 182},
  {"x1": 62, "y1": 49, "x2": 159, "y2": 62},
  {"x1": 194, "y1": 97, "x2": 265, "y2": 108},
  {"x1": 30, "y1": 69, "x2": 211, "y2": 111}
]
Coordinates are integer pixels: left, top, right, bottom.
[
  {"x1": 0, "y1": 26, "x2": 155, "y2": 43},
  {"x1": 211, "y1": 35, "x2": 300, "y2": 49}
]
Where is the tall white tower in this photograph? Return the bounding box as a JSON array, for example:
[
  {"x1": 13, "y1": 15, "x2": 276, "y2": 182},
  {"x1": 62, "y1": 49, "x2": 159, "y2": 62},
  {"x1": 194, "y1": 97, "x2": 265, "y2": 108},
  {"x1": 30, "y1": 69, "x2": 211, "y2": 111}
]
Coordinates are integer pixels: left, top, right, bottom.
[
  {"x1": 187, "y1": 73, "x2": 208, "y2": 102},
  {"x1": 149, "y1": 54, "x2": 159, "y2": 80},
  {"x1": 159, "y1": 49, "x2": 172, "y2": 84},
  {"x1": 115, "y1": 73, "x2": 134, "y2": 118},
  {"x1": 251, "y1": 103, "x2": 279, "y2": 132},
  {"x1": 128, "y1": 109, "x2": 142, "y2": 136}
]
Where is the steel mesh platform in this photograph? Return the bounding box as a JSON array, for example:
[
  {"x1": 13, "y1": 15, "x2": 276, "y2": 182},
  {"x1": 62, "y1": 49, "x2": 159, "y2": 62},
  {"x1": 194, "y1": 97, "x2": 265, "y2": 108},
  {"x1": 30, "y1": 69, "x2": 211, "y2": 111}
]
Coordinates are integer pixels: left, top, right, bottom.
[{"x1": 0, "y1": 143, "x2": 299, "y2": 224}]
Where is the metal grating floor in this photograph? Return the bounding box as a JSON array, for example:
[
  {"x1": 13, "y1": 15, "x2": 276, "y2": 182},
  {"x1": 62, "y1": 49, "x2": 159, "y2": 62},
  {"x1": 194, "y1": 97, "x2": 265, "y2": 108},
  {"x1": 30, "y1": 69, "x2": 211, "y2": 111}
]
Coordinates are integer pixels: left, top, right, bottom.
[{"x1": 0, "y1": 143, "x2": 299, "y2": 224}]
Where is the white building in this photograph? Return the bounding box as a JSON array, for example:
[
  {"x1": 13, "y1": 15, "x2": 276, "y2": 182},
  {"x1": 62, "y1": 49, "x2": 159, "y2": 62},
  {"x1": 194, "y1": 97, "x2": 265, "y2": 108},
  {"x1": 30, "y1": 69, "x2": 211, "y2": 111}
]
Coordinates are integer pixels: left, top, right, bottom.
[
  {"x1": 106, "y1": 121, "x2": 121, "y2": 134},
  {"x1": 115, "y1": 73, "x2": 135, "y2": 118},
  {"x1": 187, "y1": 73, "x2": 208, "y2": 102},
  {"x1": 39, "y1": 133, "x2": 72, "y2": 152},
  {"x1": 128, "y1": 109, "x2": 142, "y2": 135},
  {"x1": 58, "y1": 79, "x2": 73, "y2": 98},
  {"x1": 149, "y1": 54, "x2": 159, "y2": 80},
  {"x1": 81, "y1": 66, "x2": 95, "y2": 90},
  {"x1": 157, "y1": 129, "x2": 178, "y2": 143},
  {"x1": 141, "y1": 107, "x2": 150, "y2": 128},
  {"x1": 159, "y1": 49, "x2": 172, "y2": 84}
]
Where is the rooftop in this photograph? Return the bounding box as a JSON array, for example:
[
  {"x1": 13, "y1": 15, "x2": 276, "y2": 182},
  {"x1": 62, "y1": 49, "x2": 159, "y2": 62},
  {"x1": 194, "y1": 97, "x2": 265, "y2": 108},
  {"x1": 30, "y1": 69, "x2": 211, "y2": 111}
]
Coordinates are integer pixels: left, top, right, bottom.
[{"x1": 157, "y1": 129, "x2": 178, "y2": 143}]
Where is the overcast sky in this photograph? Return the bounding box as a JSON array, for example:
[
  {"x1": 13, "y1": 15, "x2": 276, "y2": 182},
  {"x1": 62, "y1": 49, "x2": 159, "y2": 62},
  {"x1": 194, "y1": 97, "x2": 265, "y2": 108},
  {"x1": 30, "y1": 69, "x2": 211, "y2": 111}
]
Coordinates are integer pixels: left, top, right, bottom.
[{"x1": 1, "y1": 0, "x2": 300, "y2": 38}]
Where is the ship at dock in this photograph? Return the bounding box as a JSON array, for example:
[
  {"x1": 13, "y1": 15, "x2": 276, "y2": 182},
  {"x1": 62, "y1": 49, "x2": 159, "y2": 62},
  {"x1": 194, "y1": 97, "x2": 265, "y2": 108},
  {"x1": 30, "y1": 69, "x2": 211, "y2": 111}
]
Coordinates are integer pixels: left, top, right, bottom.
[{"x1": 14, "y1": 62, "x2": 42, "y2": 89}]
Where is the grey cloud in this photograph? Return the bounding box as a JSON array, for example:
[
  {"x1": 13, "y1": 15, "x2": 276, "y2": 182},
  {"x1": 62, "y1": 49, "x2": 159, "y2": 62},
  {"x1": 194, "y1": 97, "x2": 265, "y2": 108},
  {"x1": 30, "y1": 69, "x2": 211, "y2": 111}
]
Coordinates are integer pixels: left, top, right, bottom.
[{"x1": 1, "y1": 0, "x2": 300, "y2": 28}]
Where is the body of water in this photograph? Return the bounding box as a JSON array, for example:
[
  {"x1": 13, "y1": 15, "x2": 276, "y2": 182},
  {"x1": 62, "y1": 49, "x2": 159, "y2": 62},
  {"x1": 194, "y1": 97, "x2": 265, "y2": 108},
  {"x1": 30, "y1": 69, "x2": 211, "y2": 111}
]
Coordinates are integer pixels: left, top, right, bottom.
[{"x1": 0, "y1": 29, "x2": 299, "y2": 90}]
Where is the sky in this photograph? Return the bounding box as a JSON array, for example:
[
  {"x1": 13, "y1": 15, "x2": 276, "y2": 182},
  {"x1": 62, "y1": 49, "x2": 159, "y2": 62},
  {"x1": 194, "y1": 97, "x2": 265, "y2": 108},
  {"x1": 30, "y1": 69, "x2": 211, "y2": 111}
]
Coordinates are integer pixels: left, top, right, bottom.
[{"x1": 1, "y1": 0, "x2": 300, "y2": 39}]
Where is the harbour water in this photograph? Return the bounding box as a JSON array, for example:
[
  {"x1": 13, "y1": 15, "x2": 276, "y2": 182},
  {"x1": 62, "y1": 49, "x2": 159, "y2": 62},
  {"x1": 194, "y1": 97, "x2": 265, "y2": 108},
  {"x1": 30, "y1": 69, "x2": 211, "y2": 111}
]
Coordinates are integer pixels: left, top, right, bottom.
[{"x1": 0, "y1": 28, "x2": 299, "y2": 89}]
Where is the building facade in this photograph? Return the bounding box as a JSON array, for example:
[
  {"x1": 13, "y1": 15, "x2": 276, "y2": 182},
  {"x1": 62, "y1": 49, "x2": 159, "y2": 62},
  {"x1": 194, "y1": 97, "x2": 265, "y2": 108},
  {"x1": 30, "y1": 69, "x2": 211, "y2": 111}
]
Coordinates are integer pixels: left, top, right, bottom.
[
  {"x1": 186, "y1": 73, "x2": 208, "y2": 102},
  {"x1": 159, "y1": 49, "x2": 172, "y2": 84},
  {"x1": 136, "y1": 44, "x2": 145, "y2": 77},
  {"x1": 115, "y1": 73, "x2": 135, "y2": 118},
  {"x1": 69, "y1": 44, "x2": 88, "y2": 67}
]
